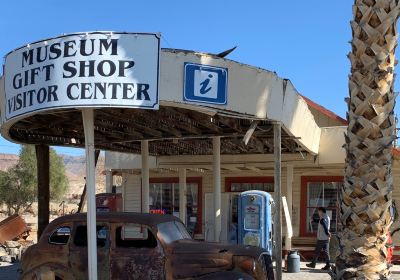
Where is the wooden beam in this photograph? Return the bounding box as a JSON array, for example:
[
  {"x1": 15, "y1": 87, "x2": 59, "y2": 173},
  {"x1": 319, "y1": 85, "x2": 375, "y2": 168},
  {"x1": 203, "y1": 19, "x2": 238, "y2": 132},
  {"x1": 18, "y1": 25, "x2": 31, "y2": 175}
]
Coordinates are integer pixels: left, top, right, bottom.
[
  {"x1": 99, "y1": 111, "x2": 163, "y2": 138},
  {"x1": 273, "y1": 123, "x2": 283, "y2": 280},
  {"x1": 264, "y1": 138, "x2": 274, "y2": 152},
  {"x1": 133, "y1": 109, "x2": 183, "y2": 138},
  {"x1": 95, "y1": 118, "x2": 144, "y2": 139},
  {"x1": 161, "y1": 108, "x2": 203, "y2": 135},
  {"x1": 36, "y1": 144, "x2": 49, "y2": 241},
  {"x1": 77, "y1": 150, "x2": 101, "y2": 213},
  {"x1": 217, "y1": 115, "x2": 244, "y2": 133},
  {"x1": 187, "y1": 113, "x2": 223, "y2": 133},
  {"x1": 243, "y1": 120, "x2": 259, "y2": 145}
]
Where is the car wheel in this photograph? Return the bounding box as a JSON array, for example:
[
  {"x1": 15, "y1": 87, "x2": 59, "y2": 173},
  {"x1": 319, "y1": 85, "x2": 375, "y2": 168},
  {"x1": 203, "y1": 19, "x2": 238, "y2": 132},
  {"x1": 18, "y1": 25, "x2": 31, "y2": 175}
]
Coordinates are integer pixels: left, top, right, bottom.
[{"x1": 263, "y1": 255, "x2": 274, "y2": 280}]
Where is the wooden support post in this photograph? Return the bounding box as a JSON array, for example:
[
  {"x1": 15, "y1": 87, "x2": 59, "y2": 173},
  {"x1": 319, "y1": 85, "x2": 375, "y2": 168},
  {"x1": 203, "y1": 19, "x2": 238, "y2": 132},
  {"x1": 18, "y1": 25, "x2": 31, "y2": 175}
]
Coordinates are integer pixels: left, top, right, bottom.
[
  {"x1": 286, "y1": 164, "x2": 293, "y2": 251},
  {"x1": 179, "y1": 168, "x2": 187, "y2": 224},
  {"x1": 213, "y1": 136, "x2": 221, "y2": 242},
  {"x1": 36, "y1": 144, "x2": 49, "y2": 241},
  {"x1": 105, "y1": 170, "x2": 113, "y2": 193},
  {"x1": 141, "y1": 140, "x2": 150, "y2": 213},
  {"x1": 274, "y1": 123, "x2": 282, "y2": 280},
  {"x1": 77, "y1": 150, "x2": 100, "y2": 213}
]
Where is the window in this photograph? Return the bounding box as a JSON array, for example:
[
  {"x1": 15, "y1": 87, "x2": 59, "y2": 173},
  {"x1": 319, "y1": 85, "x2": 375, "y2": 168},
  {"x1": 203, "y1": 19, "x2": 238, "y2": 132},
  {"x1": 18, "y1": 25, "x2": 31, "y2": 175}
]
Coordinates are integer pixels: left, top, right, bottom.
[
  {"x1": 116, "y1": 225, "x2": 157, "y2": 248},
  {"x1": 149, "y1": 178, "x2": 202, "y2": 234},
  {"x1": 225, "y1": 177, "x2": 274, "y2": 193},
  {"x1": 157, "y1": 221, "x2": 191, "y2": 244},
  {"x1": 49, "y1": 226, "x2": 71, "y2": 245},
  {"x1": 73, "y1": 225, "x2": 109, "y2": 247},
  {"x1": 300, "y1": 176, "x2": 343, "y2": 237}
]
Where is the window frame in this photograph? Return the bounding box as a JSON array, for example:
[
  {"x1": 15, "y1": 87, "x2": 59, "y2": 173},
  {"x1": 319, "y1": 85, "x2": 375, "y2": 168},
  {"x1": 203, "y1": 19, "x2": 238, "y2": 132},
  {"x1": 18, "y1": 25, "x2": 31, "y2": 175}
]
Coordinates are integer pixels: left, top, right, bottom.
[
  {"x1": 48, "y1": 225, "x2": 71, "y2": 245},
  {"x1": 115, "y1": 224, "x2": 158, "y2": 249},
  {"x1": 148, "y1": 177, "x2": 202, "y2": 234},
  {"x1": 225, "y1": 176, "x2": 274, "y2": 193},
  {"x1": 300, "y1": 176, "x2": 343, "y2": 237},
  {"x1": 70, "y1": 223, "x2": 110, "y2": 248}
]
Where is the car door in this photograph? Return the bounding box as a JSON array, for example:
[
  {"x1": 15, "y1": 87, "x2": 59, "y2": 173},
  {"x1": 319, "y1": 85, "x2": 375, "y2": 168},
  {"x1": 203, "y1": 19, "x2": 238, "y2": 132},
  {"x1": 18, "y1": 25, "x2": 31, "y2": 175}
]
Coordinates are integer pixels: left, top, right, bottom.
[
  {"x1": 109, "y1": 223, "x2": 165, "y2": 280},
  {"x1": 69, "y1": 223, "x2": 110, "y2": 280}
]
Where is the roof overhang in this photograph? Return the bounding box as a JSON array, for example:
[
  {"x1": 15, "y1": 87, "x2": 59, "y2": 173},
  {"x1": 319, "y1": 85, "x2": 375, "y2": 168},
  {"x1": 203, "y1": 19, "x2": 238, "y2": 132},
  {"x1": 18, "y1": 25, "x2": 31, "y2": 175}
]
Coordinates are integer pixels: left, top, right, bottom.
[{"x1": 0, "y1": 48, "x2": 321, "y2": 155}]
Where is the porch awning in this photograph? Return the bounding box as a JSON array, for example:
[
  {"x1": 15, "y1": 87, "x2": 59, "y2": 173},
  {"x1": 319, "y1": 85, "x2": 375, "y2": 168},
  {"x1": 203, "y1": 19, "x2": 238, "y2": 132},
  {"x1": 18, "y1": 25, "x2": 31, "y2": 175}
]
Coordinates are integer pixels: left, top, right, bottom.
[{"x1": 0, "y1": 48, "x2": 321, "y2": 155}]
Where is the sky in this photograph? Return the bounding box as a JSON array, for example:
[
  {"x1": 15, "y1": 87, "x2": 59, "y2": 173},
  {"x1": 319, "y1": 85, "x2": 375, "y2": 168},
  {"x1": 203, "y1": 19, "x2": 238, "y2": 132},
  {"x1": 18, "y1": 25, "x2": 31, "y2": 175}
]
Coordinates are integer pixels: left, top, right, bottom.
[{"x1": 0, "y1": 0, "x2": 395, "y2": 155}]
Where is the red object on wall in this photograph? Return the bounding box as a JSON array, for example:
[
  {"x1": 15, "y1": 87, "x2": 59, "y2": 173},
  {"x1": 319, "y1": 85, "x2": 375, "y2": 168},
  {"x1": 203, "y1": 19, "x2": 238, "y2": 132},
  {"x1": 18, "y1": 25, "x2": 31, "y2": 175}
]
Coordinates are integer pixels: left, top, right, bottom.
[
  {"x1": 150, "y1": 209, "x2": 166, "y2": 214},
  {"x1": 387, "y1": 232, "x2": 393, "y2": 263},
  {"x1": 96, "y1": 193, "x2": 122, "y2": 212}
]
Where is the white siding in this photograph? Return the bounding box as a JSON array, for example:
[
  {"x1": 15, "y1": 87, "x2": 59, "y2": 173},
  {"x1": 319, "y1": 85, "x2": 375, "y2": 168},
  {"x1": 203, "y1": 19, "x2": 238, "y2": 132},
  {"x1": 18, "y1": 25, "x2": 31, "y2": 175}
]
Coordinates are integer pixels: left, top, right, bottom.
[{"x1": 122, "y1": 174, "x2": 141, "y2": 213}]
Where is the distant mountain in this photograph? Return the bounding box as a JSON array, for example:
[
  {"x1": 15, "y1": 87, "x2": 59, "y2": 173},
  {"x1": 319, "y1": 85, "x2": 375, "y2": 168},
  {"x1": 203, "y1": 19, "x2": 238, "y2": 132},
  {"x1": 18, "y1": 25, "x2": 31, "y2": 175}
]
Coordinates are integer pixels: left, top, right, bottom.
[
  {"x1": 0, "y1": 154, "x2": 18, "y2": 171},
  {"x1": 0, "y1": 153, "x2": 105, "y2": 197},
  {"x1": 61, "y1": 154, "x2": 105, "y2": 196}
]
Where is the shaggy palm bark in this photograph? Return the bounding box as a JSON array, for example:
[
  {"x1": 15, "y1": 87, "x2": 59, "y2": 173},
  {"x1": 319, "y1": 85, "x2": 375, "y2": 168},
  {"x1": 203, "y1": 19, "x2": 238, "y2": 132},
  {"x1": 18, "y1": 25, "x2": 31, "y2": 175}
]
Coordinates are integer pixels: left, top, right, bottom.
[{"x1": 336, "y1": 1, "x2": 400, "y2": 279}]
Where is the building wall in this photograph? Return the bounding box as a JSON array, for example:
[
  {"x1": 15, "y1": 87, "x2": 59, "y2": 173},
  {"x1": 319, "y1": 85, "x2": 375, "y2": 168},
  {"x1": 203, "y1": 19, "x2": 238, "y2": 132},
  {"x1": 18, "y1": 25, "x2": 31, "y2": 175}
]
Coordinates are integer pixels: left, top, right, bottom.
[
  {"x1": 122, "y1": 173, "x2": 141, "y2": 213},
  {"x1": 118, "y1": 159, "x2": 400, "y2": 247},
  {"x1": 308, "y1": 106, "x2": 345, "y2": 127}
]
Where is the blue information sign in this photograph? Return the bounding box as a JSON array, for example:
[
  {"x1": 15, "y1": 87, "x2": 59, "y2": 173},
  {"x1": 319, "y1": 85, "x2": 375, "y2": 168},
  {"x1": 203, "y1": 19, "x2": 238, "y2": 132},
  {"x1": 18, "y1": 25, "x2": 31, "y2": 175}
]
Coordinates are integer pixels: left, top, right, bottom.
[{"x1": 183, "y1": 63, "x2": 227, "y2": 105}]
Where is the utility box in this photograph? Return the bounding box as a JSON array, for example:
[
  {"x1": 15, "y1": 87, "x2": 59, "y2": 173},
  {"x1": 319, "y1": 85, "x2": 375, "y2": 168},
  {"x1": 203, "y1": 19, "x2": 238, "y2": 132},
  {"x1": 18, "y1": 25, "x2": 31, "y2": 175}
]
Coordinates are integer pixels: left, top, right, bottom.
[
  {"x1": 238, "y1": 190, "x2": 273, "y2": 255},
  {"x1": 96, "y1": 193, "x2": 123, "y2": 212}
]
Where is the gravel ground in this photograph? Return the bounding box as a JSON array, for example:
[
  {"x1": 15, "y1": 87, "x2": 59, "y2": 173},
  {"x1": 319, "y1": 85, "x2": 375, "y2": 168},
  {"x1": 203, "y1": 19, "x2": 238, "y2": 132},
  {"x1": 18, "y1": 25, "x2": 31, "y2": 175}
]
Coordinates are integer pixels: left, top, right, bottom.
[
  {"x1": 1, "y1": 261, "x2": 399, "y2": 279},
  {"x1": 282, "y1": 263, "x2": 400, "y2": 280}
]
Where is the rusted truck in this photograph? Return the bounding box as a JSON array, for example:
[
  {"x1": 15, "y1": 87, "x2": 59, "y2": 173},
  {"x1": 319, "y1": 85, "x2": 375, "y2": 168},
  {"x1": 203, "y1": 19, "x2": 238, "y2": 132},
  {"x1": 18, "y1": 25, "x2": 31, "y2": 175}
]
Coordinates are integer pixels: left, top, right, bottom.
[
  {"x1": 0, "y1": 214, "x2": 30, "y2": 244},
  {"x1": 20, "y1": 212, "x2": 274, "y2": 280}
]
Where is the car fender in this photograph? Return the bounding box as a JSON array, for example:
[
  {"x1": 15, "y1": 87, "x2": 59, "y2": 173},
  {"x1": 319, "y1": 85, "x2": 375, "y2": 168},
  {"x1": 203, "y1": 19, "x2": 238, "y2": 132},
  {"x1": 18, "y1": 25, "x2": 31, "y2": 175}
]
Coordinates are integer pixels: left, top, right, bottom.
[{"x1": 20, "y1": 262, "x2": 74, "y2": 280}]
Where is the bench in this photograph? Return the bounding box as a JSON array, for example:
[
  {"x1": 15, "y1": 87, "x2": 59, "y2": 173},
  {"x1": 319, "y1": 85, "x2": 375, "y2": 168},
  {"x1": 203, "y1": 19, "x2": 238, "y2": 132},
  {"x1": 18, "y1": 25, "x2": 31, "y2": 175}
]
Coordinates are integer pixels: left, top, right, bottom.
[{"x1": 289, "y1": 237, "x2": 317, "y2": 261}]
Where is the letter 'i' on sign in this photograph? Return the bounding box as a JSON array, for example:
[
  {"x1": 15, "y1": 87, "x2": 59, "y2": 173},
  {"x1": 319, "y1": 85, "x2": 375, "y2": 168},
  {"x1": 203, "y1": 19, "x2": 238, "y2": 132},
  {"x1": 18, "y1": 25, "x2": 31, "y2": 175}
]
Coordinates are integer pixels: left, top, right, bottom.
[{"x1": 183, "y1": 63, "x2": 227, "y2": 105}]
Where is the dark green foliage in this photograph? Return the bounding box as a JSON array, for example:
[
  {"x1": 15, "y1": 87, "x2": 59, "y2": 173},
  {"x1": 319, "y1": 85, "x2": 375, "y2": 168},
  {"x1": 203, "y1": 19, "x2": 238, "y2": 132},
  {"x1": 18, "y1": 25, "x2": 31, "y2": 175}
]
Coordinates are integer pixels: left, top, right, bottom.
[{"x1": 0, "y1": 145, "x2": 69, "y2": 215}]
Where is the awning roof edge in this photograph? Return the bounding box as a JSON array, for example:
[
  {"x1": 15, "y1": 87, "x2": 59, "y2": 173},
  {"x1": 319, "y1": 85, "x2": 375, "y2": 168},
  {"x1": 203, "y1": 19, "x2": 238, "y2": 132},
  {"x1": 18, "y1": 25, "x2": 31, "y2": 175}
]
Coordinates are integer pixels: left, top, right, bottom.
[{"x1": 0, "y1": 49, "x2": 321, "y2": 154}]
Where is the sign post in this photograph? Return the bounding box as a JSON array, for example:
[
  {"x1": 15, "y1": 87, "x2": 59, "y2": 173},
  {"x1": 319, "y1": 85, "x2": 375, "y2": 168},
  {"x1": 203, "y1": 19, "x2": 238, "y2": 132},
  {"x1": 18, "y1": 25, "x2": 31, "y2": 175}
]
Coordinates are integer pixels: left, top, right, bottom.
[{"x1": 82, "y1": 108, "x2": 97, "y2": 280}]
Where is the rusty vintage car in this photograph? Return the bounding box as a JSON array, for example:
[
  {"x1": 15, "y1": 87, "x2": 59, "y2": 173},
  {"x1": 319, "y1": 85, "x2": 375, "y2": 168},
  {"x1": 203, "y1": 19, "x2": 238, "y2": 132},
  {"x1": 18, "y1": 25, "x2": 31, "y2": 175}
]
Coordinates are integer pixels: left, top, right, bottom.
[{"x1": 20, "y1": 212, "x2": 274, "y2": 280}]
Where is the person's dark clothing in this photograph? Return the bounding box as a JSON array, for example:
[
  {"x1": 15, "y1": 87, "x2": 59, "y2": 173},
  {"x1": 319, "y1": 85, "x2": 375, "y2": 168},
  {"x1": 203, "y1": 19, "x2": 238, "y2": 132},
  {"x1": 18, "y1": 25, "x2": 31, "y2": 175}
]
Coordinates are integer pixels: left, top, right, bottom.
[
  {"x1": 312, "y1": 239, "x2": 330, "y2": 265},
  {"x1": 311, "y1": 213, "x2": 331, "y2": 266}
]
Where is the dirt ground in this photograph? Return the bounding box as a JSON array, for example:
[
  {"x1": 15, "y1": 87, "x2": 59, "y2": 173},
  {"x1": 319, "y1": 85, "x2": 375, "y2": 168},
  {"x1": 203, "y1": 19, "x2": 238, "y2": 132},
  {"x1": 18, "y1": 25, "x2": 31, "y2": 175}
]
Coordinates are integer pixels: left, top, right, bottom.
[{"x1": 1, "y1": 262, "x2": 399, "y2": 280}]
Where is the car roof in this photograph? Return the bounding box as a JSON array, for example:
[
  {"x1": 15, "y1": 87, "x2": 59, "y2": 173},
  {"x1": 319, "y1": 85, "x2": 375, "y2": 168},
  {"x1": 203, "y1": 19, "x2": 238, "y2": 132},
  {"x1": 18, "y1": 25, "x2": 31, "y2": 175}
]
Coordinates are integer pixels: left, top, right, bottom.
[{"x1": 48, "y1": 212, "x2": 181, "y2": 227}]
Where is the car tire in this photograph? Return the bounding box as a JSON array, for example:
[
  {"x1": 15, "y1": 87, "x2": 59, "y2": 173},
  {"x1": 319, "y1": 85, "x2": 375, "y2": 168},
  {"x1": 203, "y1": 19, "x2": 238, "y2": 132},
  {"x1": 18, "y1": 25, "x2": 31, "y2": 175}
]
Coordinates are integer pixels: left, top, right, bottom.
[{"x1": 263, "y1": 254, "x2": 275, "y2": 280}]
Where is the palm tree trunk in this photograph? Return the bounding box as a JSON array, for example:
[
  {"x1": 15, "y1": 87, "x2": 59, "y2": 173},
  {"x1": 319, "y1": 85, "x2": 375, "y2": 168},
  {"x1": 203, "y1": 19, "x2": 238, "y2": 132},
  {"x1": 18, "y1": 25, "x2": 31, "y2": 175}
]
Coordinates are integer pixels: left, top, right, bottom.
[{"x1": 336, "y1": 0, "x2": 400, "y2": 279}]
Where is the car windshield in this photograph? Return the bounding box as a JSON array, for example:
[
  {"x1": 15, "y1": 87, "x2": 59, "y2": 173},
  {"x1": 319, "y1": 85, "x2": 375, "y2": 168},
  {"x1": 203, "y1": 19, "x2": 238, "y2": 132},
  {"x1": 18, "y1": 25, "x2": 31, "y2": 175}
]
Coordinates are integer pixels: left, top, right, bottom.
[{"x1": 157, "y1": 221, "x2": 192, "y2": 244}]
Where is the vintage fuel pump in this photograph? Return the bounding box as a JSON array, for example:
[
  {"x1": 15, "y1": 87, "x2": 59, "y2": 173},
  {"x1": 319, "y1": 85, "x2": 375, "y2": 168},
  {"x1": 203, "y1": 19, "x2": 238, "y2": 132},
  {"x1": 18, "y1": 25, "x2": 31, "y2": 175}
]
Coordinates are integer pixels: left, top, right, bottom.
[{"x1": 238, "y1": 190, "x2": 273, "y2": 255}]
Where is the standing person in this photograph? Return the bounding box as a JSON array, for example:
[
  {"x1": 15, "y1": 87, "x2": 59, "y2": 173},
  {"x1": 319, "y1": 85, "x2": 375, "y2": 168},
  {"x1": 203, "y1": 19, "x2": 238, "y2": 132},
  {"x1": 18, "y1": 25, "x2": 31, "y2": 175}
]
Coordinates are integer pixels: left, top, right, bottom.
[{"x1": 306, "y1": 207, "x2": 331, "y2": 270}]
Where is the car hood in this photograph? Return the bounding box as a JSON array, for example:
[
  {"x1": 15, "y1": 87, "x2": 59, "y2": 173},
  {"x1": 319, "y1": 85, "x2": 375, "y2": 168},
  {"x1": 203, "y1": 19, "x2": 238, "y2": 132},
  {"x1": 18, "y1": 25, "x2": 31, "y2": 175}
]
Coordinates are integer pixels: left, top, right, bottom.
[
  {"x1": 170, "y1": 239, "x2": 266, "y2": 259},
  {"x1": 167, "y1": 239, "x2": 267, "y2": 279}
]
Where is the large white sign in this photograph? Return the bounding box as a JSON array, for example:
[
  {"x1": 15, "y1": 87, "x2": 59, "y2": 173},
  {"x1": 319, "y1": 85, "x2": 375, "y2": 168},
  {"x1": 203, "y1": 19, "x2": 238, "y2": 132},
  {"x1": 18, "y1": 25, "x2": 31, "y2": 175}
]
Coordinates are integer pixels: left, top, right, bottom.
[{"x1": 3, "y1": 32, "x2": 160, "y2": 120}]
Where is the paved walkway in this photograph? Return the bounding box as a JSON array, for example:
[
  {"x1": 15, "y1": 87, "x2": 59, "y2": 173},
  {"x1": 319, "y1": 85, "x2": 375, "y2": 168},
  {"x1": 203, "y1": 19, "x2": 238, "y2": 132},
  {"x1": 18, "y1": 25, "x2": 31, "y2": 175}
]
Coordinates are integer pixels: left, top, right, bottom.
[
  {"x1": 283, "y1": 262, "x2": 400, "y2": 280},
  {"x1": 1, "y1": 261, "x2": 400, "y2": 279}
]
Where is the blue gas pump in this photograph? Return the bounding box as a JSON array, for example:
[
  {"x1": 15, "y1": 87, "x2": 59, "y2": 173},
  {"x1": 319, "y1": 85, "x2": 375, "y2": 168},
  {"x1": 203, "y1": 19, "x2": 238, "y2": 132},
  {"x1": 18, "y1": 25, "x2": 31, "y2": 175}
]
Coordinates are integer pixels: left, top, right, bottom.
[{"x1": 238, "y1": 190, "x2": 273, "y2": 255}]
